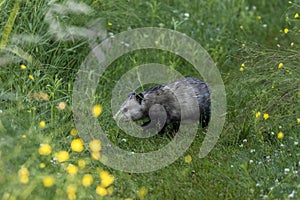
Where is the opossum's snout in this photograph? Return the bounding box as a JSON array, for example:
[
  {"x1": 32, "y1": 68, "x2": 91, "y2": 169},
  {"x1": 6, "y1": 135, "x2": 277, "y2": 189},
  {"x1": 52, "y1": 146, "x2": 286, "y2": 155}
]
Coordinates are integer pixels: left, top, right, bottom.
[{"x1": 113, "y1": 110, "x2": 130, "y2": 122}]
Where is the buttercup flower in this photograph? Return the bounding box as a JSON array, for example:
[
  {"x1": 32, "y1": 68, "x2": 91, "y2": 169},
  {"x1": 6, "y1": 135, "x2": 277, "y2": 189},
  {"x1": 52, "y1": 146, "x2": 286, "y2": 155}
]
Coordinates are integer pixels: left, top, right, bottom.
[
  {"x1": 284, "y1": 28, "x2": 289, "y2": 34},
  {"x1": 66, "y1": 164, "x2": 78, "y2": 175},
  {"x1": 100, "y1": 171, "x2": 114, "y2": 188},
  {"x1": 20, "y1": 64, "x2": 26, "y2": 70},
  {"x1": 55, "y1": 151, "x2": 70, "y2": 162},
  {"x1": 70, "y1": 128, "x2": 78, "y2": 136},
  {"x1": 184, "y1": 155, "x2": 192, "y2": 164},
  {"x1": 263, "y1": 113, "x2": 269, "y2": 120},
  {"x1": 278, "y1": 63, "x2": 283, "y2": 69},
  {"x1": 295, "y1": 13, "x2": 299, "y2": 19},
  {"x1": 39, "y1": 144, "x2": 52, "y2": 155},
  {"x1": 18, "y1": 167, "x2": 29, "y2": 177},
  {"x1": 96, "y1": 186, "x2": 108, "y2": 196},
  {"x1": 277, "y1": 132, "x2": 284, "y2": 139},
  {"x1": 89, "y1": 139, "x2": 101, "y2": 152},
  {"x1": 18, "y1": 167, "x2": 29, "y2": 184},
  {"x1": 137, "y1": 187, "x2": 148, "y2": 199},
  {"x1": 92, "y1": 104, "x2": 103, "y2": 117},
  {"x1": 255, "y1": 112, "x2": 261, "y2": 118},
  {"x1": 239, "y1": 67, "x2": 244, "y2": 72},
  {"x1": 28, "y1": 74, "x2": 35, "y2": 81},
  {"x1": 71, "y1": 138, "x2": 84, "y2": 152},
  {"x1": 78, "y1": 159, "x2": 86, "y2": 168},
  {"x1": 297, "y1": 118, "x2": 300, "y2": 124},
  {"x1": 43, "y1": 176, "x2": 55, "y2": 187},
  {"x1": 82, "y1": 174, "x2": 93, "y2": 187},
  {"x1": 91, "y1": 151, "x2": 101, "y2": 160},
  {"x1": 40, "y1": 163, "x2": 46, "y2": 169},
  {"x1": 67, "y1": 184, "x2": 77, "y2": 200},
  {"x1": 39, "y1": 121, "x2": 46, "y2": 128}
]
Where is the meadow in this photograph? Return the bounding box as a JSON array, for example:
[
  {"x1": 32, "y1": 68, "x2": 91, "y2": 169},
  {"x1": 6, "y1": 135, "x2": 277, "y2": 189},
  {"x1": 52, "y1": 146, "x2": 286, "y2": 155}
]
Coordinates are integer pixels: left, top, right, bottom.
[{"x1": 0, "y1": 0, "x2": 299, "y2": 199}]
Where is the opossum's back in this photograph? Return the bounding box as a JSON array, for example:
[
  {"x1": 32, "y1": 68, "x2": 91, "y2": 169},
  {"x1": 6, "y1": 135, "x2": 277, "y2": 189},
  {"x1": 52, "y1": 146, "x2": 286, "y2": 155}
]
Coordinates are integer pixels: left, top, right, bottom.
[
  {"x1": 168, "y1": 78, "x2": 210, "y2": 121},
  {"x1": 143, "y1": 77, "x2": 210, "y2": 122}
]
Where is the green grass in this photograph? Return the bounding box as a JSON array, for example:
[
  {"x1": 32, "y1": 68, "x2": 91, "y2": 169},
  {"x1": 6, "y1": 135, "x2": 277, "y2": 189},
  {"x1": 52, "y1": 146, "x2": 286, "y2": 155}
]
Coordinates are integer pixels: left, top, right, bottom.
[{"x1": 0, "y1": 0, "x2": 299, "y2": 199}]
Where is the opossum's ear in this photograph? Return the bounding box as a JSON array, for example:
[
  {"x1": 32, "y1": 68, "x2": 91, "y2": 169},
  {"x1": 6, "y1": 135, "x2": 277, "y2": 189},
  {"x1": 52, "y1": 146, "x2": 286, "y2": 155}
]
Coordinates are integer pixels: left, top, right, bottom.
[{"x1": 136, "y1": 93, "x2": 144, "y2": 104}]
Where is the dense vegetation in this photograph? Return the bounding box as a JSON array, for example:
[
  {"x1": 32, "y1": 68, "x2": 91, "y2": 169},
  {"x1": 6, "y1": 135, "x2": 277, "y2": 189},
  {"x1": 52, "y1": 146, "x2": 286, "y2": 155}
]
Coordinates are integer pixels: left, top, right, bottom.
[{"x1": 0, "y1": 0, "x2": 299, "y2": 199}]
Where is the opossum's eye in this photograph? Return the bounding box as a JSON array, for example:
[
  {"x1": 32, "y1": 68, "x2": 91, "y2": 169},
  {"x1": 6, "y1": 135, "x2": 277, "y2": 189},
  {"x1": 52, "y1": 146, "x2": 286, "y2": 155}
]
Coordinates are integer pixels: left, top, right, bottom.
[
  {"x1": 123, "y1": 108, "x2": 128, "y2": 112},
  {"x1": 136, "y1": 93, "x2": 144, "y2": 104}
]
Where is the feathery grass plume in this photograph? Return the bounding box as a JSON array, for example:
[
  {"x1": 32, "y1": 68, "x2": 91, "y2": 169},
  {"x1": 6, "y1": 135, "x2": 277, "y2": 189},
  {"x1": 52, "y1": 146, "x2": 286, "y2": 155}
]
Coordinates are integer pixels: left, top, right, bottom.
[{"x1": 0, "y1": 0, "x2": 20, "y2": 51}]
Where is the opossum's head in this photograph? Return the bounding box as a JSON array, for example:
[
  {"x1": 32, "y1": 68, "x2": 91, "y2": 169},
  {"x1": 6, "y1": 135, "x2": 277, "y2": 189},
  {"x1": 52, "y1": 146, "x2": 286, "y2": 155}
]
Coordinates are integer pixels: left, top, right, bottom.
[{"x1": 113, "y1": 92, "x2": 146, "y2": 122}]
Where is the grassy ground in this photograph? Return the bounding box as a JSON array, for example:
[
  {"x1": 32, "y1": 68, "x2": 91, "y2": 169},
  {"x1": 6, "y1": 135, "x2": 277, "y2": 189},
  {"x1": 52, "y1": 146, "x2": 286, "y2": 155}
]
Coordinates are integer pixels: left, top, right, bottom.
[{"x1": 0, "y1": 0, "x2": 299, "y2": 199}]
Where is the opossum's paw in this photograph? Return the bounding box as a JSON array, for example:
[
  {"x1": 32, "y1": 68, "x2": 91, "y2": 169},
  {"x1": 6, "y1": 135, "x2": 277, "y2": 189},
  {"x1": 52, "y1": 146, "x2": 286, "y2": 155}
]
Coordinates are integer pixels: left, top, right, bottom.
[{"x1": 141, "y1": 104, "x2": 167, "y2": 134}]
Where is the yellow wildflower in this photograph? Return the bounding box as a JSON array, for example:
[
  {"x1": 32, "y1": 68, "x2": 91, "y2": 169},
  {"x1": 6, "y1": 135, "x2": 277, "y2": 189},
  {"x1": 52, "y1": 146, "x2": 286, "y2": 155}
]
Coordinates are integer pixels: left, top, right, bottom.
[
  {"x1": 19, "y1": 175, "x2": 29, "y2": 184},
  {"x1": 39, "y1": 121, "x2": 46, "y2": 128},
  {"x1": 242, "y1": 43, "x2": 246, "y2": 48},
  {"x1": 71, "y1": 138, "x2": 84, "y2": 152},
  {"x1": 257, "y1": 16, "x2": 262, "y2": 20},
  {"x1": 278, "y1": 63, "x2": 283, "y2": 69},
  {"x1": 67, "y1": 184, "x2": 77, "y2": 194},
  {"x1": 28, "y1": 74, "x2": 35, "y2": 81},
  {"x1": 92, "y1": 104, "x2": 103, "y2": 117},
  {"x1": 43, "y1": 176, "x2": 55, "y2": 187},
  {"x1": 67, "y1": 184, "x2": 77, "y2": 200},
  {"x1": 40, "y1": 163, "x2": 46, "y2": 169},
  {"x1": 18, "y1": 167, "x2": 29, "y2": 177},
  {"x1": 284, "y1": 28, "x2": 289, "y2": 34},
  {"x1": 22, "y1": 134, "x2": 27, "y2": 139},
  {"x1": 239, "y1": 67, "x2": 244, "y2": 72},
  {"x1": 20, "y1": 64, "x2": 26, "y2": 70},
  {"x1": 39, "y1": 144, "x2": 52, "y2": 155},
  {"x1": 55, "y1": 151, "x2": 70, "y2": 162},
  {"x1": 241, "y1": 63, "x2": 245, "y2": 67},
  {"x1": 78, "y1": 159, "x2": 86, "y2": 169},
  {"x1": 82, "y1": 174, "x2": 93, "y2": 187},
  {"x1": 263, "y1": 113, "x2": 269, "y2": 120},
  {"x1": 96, "y1": 186, "x2": 108, "y2": 196},
  {"x1": 58, "y1": 102, "x2": 67, "y2": 110},
  {"x1": 18, "y1": 167, "x2": 29, "y2": 184},
  {"x1": 184, "y1": 155, "x2": 192, "y2": 164},
  {"x1": 66, "y1": 164, "x2": 78, "y2": 175},
  {"x1": 107, "y1": 22, "x2": 112, "y2": 26},
  {"x1": 295, "y1": 13, "x2": 299, "y2": 19},
  {"x1": 125, "y1": 198, "x2": 133, "y2": 200},
  {"x1": 70, "y1": 128, "x2": 78, "y2": 136},
  {"x1": 89, "y1": 139, "x2": 101, "y2": 152},
  {"x1": 297, "y1": 118, "x2": 300, "y2": 124},
  {"x1": 277, "y1": 132, "x2": 284, "y2": 139},
  {"x1": 91, "y1": 151, "x2": 101, "y2": 160},
  {"x1": 137, "y1": 187, "x2": 148, "y2": 199},
  {"x1": 100, "y1": 171, "x2": 114, "y2": 188},
  {"x1": 255, "y1": 112, "x2": 261, "y2": 118}
]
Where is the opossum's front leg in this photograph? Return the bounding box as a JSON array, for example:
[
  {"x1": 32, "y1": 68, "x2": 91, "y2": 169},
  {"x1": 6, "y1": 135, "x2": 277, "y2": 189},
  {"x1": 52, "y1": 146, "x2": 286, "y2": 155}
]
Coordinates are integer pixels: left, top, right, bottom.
[{"x1": 141, "y1": 104, "x2": 167, "y2": 133}]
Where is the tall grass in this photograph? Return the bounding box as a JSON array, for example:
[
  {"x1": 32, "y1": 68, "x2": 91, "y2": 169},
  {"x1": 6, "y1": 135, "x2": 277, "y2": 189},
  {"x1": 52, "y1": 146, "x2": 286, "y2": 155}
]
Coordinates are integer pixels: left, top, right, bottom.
[{"x1": 0, "y1": 0, "x2": 299, "y2": 199}]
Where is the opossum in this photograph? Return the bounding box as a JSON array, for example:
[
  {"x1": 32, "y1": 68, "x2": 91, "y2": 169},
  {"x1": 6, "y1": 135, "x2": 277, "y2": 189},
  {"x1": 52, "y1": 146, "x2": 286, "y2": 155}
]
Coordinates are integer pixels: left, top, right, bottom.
[{"x1": 113, "y1": 77, "x2": 211, "y2": 133}]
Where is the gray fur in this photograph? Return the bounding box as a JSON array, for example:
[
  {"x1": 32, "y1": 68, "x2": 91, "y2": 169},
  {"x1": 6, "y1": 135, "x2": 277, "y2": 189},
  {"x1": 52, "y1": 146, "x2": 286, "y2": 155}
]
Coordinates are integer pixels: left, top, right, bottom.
[{"x1": 113, "y1": 77, "x2": 211, "y2": 132}]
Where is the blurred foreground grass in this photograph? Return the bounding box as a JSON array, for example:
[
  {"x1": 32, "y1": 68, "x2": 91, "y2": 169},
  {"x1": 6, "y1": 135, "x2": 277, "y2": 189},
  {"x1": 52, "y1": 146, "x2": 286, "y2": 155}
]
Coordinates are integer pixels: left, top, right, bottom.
[{"x1": 0, "y1": 0, "x2": 299, "y2": 199}]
